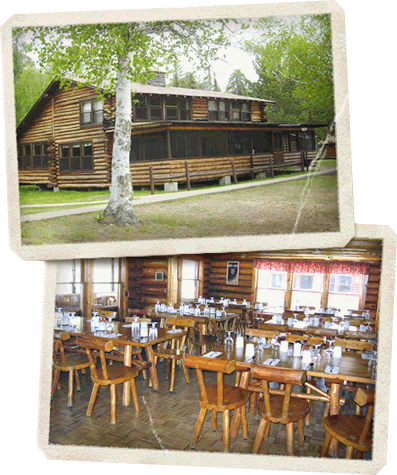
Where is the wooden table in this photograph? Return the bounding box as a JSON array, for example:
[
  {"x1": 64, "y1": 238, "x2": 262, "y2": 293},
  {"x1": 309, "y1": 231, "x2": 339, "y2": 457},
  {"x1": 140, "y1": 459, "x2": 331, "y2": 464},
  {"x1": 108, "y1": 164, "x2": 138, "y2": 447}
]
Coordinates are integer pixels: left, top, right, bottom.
[
  {"x1": 209, "y1": 341, "x2": 375, "y2": 455},
  {"x1": 54, "y1": 321, "x2": 187, "y2": 402}
]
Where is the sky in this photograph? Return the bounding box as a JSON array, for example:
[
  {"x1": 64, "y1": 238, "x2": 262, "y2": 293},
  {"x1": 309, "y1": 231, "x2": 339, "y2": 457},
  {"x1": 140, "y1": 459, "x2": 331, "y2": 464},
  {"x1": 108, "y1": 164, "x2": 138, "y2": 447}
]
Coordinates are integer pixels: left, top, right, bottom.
[{"x1": 19, "y1": 18, "x2": 260, "y2": 91}]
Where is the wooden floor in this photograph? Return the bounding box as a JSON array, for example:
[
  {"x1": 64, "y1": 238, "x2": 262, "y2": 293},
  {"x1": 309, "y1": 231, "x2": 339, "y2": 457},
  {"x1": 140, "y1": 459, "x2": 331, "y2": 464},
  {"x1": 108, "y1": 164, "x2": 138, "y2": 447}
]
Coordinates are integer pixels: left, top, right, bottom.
[{"x1": 49, "y1": 360, "x2": 372, "y2": 458}]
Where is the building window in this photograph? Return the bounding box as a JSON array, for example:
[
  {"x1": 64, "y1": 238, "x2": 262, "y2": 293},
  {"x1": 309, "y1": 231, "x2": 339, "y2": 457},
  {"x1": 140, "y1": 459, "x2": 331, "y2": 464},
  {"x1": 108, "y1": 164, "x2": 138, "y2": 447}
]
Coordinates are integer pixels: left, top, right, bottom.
[
  {"x1": 256, "y1": 269, "x2": 287, "y2": 308},
  {"x1": 328, "y1": 274, "x2": 366, "y2": 313},
  {"x1": 166, "y1": 97, "x2": 178, "y2": 120},
  {"x1": 92, "y1": 258, "x2": 121, "y2": 309},
  {"x1": 134, "y1": 96, "x2": 148, "y2": 120},
  {"x1": 231, "y1": 102, "x2": 241, "y2": 121},
  {"x1": 19, "y1": 142, "x2": 49, "y2": 170},
  {"x1": 255, "y1": 260, "x2": 368, "y2": 313},
  {"x1": 208, "y1": 100, "x2": 219, "y2": 121},
  {"x1": 178, "y1": 98, "x2": 191, "y2": 121},
  {"x1": 59, "y1": 141, "x2": 93, "y2": 172},
  {"x1": 290, "y1": 273, "x2": 324, "y2": 309},
  {"x1": 208, "y1": 100, "x2": 251, "y2": 122},
  {"x1": 241, "y1": 103, "x2": 251, "y2": 121},
  {"x1": 180, "y1": 259, "x2": 202, "y2": 300},
  {"x1": 134, "y1": 95, "x2": 191, "y2": 122},
  {"x1": 80, "y1": 98, "x2": 103, "y2": 126},
  {"x1": 150, "y1": 97, "x2": 162, "y2": 121},
  {"x1": 55, "y1": 260, "x2": 83, "y2": 313}
]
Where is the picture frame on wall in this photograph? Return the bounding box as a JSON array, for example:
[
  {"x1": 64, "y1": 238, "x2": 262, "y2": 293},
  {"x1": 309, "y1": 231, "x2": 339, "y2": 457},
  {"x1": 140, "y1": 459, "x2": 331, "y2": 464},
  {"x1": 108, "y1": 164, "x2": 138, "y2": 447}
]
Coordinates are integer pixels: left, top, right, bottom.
[
  {"x1": 226, "y1": 261, "x2": 239, "y2": 285},
  {"x1": 154, "y1": 271, "x2": 164, "y2": 281}
]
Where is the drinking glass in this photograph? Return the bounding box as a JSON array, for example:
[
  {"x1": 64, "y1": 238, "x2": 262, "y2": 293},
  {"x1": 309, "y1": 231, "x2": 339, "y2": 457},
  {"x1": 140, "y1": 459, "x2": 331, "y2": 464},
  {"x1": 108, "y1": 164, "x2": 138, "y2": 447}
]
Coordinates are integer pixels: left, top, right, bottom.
[{"x1": 225, "y1": 331, "x2": 234, "y2": 346}]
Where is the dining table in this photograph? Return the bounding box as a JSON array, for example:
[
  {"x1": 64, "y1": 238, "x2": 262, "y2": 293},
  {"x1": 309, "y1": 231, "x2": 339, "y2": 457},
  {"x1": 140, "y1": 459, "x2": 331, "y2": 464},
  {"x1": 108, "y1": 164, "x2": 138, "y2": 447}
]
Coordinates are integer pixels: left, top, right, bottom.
[
  {"x1": 54, "y1": 319, "x2": 187, "y2": 405},
  {"x1": 204, "y1": 340, "x2": 376, "y2": 456}
]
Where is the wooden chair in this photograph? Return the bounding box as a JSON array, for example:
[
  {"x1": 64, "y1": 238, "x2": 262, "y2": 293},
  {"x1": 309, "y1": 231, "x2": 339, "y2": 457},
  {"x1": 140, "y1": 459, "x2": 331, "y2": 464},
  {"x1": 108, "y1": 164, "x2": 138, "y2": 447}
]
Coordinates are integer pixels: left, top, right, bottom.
[
  {"x1": 256, "y1": 323, "x2": 288, "y2": 333},
  {"x1": 76, "y1": 337, "x2": 143, "y2": 424},
  {"x1": 184, "y1": 354, "x2": 251, "y2": 453},
  {"x1": 321, "y1": 388, "x2": 374, "y2": 459},
  {"x1": 246, "y1": 327, "x2": 282, "y2": 343},
  {"x1": 323, "y1": 338, "x2": 374, "y2": 416},
  {"x1": 102, "y1": 318, "x2": 150, "y2": 379},
  {"x1": 153, "y1": 317, "x2": 194, "y2": 392},
  {"x1": 251, "y1": 365, "x2": 310, "y2": 456},
  {"x1": 51, "y1": 331, "x2": 90, "y2": 407},
  {"x1": 333, "y1": 338, "x2": 373, "y2": 353},
  {"x1": 188, "y1": 317, "x2": 218, "y2": 356}
]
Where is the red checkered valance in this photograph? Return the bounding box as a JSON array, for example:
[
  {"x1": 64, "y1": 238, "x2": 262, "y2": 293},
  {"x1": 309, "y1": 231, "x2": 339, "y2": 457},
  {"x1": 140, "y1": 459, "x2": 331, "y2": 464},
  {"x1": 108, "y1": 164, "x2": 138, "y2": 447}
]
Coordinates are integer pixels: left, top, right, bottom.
[{"x1": 253, "y1": 259, "x2": 369, "y2": 275}]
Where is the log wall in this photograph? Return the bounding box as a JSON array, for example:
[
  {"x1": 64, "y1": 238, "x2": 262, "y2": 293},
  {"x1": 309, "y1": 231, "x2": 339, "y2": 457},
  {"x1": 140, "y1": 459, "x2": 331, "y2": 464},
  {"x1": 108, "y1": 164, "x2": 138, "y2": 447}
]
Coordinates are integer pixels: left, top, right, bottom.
[
  {"x1": 124, "y1": 239, "x2": 382, "y2": 322},
  {"x1": 18, "y1": 85, "x2": 110, "y2": 189},
  {"x1": 127, "y1": 257, "x2": 168, "y2": 309}
]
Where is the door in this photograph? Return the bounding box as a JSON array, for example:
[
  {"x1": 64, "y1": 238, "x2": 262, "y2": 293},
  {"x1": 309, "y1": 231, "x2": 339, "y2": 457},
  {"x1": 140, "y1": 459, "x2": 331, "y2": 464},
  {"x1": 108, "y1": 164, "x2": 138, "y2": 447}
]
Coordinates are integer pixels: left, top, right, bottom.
[{"x1": 272, "y1": 132, "x2": 284, "y2": 164}]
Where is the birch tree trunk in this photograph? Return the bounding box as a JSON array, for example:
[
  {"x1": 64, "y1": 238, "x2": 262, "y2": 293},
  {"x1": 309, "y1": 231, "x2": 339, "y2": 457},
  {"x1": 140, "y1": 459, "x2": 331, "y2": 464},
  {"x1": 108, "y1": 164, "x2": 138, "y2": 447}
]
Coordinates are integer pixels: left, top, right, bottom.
[{"x1": 102, "y1": 53, "x2": 137, "y2": 225}]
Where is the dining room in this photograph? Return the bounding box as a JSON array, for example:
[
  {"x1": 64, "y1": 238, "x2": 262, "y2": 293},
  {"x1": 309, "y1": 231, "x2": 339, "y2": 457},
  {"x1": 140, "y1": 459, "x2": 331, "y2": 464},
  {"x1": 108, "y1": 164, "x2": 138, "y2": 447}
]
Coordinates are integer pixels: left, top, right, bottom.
[{"x1": 50, "y1": 237, "x2": 382, "y2": 460}]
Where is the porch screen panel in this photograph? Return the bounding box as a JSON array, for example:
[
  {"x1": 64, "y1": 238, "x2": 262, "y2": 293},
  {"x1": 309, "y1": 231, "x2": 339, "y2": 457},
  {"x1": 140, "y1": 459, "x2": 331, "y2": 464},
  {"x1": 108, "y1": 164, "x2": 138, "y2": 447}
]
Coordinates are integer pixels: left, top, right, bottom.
[
  {"x1": 143, "y1": 132, "x2": 168, "y2": 161},
  {"x1": 171, "y1": 131, "x2": 187, "y2": 159}
]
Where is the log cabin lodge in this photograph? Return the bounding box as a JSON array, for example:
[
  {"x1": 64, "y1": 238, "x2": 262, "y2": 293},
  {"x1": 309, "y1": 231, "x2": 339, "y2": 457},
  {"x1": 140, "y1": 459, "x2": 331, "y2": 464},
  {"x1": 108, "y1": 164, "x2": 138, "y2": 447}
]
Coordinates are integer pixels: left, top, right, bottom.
[
  {"x1": 17, "y1": 72, "x2": 325, "y2": 191},
  {"x1": 51, "y1": 238, "x2": 380, "y2": 458}
]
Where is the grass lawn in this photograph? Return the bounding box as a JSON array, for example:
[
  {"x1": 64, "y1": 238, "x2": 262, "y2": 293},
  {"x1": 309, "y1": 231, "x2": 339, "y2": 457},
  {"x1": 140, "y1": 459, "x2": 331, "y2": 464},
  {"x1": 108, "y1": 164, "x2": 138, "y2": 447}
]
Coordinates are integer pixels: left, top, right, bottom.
[
  {"x1": 19, "y1": 159, "x2": 335, "y2": 210},
  {"x1": 20, "y1": 173, "x2": 339, "y2": 245}
]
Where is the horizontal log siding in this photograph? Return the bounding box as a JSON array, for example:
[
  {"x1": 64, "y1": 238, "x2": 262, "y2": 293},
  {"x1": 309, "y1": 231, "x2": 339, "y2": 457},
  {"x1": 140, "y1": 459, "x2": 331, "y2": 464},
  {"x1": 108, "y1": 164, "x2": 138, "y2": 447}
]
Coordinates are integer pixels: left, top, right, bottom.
[
  {"x1": 192, "y1": 97, "x2": 208, "y2": 121},
  {"x1": 251, "y1": 101, "x2": 266, "y2": 122},
  {"x1": 18, "y1": 97, "x2": 54, "y2": 186},
  {"x1": 52, "y1": 87, "x2": 109, "y2": 188},
  {"x1": 207, "y1": 258, "x2": 255, "y2": 302},
  {"x1": 127, "y1": 257, "x2": 168, "y2": 309},
  {"x1": 129, "y1": 154, "x2": 274, "y2": 186}
]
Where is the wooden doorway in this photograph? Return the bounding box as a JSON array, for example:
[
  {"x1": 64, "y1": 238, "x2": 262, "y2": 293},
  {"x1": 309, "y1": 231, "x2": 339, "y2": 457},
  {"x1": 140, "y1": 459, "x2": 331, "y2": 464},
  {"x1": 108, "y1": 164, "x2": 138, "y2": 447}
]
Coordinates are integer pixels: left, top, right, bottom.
[{"x1": 272, "y1": 131, "x2": 284, "y2": 164}]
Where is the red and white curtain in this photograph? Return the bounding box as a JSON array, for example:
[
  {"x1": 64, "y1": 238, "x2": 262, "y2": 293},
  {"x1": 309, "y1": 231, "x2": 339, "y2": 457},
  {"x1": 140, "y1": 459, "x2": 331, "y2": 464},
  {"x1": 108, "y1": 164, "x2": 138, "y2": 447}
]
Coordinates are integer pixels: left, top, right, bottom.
[{"x1": 253, "y1": 259, "x2": 369, "y2": 276}]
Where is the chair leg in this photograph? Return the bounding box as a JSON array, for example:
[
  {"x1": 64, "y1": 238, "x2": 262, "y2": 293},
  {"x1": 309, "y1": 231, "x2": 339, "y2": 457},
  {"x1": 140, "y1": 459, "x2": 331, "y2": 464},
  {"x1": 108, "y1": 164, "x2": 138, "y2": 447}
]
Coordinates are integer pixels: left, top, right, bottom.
[
  {"x1": 240, "y1": 404, "x2": 248, "y2": 440},
  {"x1": 170, "y1": 359, "x2": 176, "y2": 392},
  {"x1": 87, "y1": 383, "x2": 99, "y2": 416},
  {"x1": 130, "y1": 378, "x2": 139, "y2": 411},
  {"x1": 51, "y1": 369, "x2": 61, "y2": 399},
  {"x1": 212, "y1": 409, "x2": 217, "y2": 431},
  {"x1": 137, "y1": 353, "x2": 147, "y2": 380},
  {"x1": 67, "y1": 369, "x2": 74, "y2": 407},
  {"x1": 345, "y1": 446, "x2": 355, "y2": 459},
  {"x1": 75, "y1": 370, "x2": 81, "y2": 391},
  {"x1": 249, "y1": 391, "x2": 258, "y2": 414},
  {"x1": 320, "y1": 431, "x2": 333, "y2": 457},
  {"x1": 298, "y1": 418, "x2": 305, "y2": 447},
  {"x1": 286, "y1": 422, "x2": 294, "y2": 456},
  {"x1": 235, "y1": 372, "x2": 241, "y2": 387},
  {"x1": 110, "y1": 384, "x2": 117, "y2": 424},
  {"x1": 252, "y1": 418, "x2": 268, "y2": 454},
  {"x1": 191, "y1": 408, "x2": 207, "y2": 449},
  {"x1": 356, "y1": 451, "x2": 363, "y2": 459},
  {"x1": 180, "y1": 358, "x2": 190, "y2": 384},
  {"x1": 223, "y1": 409, "x2": 230, "y2": 453},
  {"x1": 324, "y1": 402, "x2": 330, "y2": 418}
]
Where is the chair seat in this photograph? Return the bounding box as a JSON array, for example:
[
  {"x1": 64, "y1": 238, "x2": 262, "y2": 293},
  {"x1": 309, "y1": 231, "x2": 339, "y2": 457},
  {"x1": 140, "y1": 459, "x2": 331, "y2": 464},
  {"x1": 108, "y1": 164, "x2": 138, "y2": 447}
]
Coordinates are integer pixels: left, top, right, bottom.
[
  {"x1": 200, "y1": 383, "x2": 251, "y2": 411},
  {"x1": 92, "y1": 364, "x2": 140, "y2": 386},
  {"x1": 258, "y1": 395, "x2": 311, "y2": 424},
  {"x1": 323, "y1": 414, "x2": 372, "y2": 452},
  {"x1": 53, "y1": 352, "x2": 90, "y2": 371}
]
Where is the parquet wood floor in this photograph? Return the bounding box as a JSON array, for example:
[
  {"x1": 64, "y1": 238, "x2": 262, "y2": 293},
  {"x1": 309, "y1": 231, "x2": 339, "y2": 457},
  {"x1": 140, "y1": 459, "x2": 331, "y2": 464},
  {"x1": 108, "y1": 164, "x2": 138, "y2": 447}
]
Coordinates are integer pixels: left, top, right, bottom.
[{"x1": 49, "y1": 360, "x2": 372, "y2": 459}]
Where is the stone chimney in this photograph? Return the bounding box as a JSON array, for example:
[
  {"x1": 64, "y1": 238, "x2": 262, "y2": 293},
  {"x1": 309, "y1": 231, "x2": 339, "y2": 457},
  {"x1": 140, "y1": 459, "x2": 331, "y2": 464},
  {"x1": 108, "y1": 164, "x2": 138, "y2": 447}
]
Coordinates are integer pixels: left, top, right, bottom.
[{"x1": 146, "y1": 71, "x2": 166, "y2": 87}]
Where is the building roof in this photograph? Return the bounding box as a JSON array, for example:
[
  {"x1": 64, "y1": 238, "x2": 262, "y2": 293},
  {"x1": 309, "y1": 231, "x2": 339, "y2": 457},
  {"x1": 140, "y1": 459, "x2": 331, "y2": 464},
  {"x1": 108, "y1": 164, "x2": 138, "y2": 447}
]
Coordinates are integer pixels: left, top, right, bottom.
[{"x1": 128, "y1": 82, "x2": 275, "y2": 104}]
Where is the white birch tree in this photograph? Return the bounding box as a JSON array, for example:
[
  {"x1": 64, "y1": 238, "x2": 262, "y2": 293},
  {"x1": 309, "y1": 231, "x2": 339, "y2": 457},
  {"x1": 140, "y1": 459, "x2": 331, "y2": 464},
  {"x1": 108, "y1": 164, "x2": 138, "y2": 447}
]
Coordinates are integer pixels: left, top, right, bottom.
[{"x1": 22, "y1": 20, "x2": 230, "y2": 225}]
